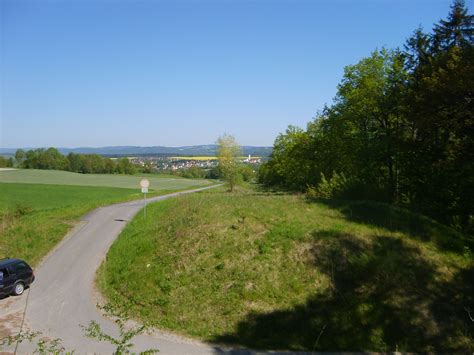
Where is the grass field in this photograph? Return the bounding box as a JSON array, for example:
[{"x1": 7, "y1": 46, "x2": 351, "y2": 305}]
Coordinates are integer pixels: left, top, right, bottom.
[
  {"x1": 0, "y1": 169, "x2": 213, "y2": 266},
  {"x1": 98, "y1": 186, "x2": 474, "y2": 352},
  {"x1": 0, "y1": 169, "x2": 212, "y2": 189}
]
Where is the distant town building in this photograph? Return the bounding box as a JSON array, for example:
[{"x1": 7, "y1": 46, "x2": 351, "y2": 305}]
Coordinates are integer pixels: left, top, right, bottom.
[{"x1": 129, "y1": 155, "x2": 262, "y2": 171}]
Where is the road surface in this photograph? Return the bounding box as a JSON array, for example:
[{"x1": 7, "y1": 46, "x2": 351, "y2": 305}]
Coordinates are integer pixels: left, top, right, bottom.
[{"x1": 1, "y1": 185, "x2": 290, "y2": 354}]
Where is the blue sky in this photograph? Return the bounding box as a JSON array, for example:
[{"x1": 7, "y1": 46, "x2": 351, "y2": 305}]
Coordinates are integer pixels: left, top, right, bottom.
[{"x1": 1, "y1": 0, "x2": 471, "y2": 148}]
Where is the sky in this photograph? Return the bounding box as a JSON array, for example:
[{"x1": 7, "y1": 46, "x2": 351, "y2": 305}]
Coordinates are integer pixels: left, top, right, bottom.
[{"x1": 1, "y1": 0, "x2": 472, "y2": 148}]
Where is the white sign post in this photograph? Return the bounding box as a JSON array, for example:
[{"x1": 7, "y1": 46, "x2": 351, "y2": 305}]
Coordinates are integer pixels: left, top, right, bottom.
[{"x1": 140, "y1": 179, "x2": 150, "y2": 218}]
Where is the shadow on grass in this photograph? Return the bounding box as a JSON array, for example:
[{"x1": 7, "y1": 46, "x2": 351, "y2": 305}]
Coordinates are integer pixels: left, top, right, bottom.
[
  {"x1": 313, "y1": 199, "x2": 474, "y2": 253},
  {"x1": 211, "y1": 231, "x2": 474, "y2": 352}
]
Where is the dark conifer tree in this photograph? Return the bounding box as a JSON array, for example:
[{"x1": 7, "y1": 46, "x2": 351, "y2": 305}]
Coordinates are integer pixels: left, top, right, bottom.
[
  {"x1": 404, "y1": 28, "x2": 430, "y2": 70},
  {"x1": 432, "y1": 0, "x2": 474, "y2": 50}
]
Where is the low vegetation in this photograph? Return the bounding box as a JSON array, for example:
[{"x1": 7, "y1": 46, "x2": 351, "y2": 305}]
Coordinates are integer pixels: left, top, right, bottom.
[
  {"x1": 0, "y1": 330, "x2": 71, "y2": 354},
  {"x1": 0, "y1": 302, "x2": 151, "y2": 354},
  {"x1": 81, "y1": 303, "x2": 158, "y2": 354},
  {"x1": 98, "y1": 186, "x2": 474, "y2": 352}
]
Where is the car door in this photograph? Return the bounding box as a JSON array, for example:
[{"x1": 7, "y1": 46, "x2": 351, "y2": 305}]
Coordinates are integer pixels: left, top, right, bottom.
[
  {"x1": 12, "y1": 262, "x2": 30, "y2": 283},
  {"x1": 0, "y1": 268, "x2": 14, "y2": 295}
]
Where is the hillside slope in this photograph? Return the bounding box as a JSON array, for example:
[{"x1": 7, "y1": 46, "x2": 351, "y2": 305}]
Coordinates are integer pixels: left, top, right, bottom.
[{"x1": 98, "y1": 187, "x2": 474, "y2": 352}]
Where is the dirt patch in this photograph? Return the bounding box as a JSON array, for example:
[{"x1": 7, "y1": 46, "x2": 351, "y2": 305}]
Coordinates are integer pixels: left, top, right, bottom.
[{"x1": 0, "y1": 311, "x2": 23, "y2": 338}]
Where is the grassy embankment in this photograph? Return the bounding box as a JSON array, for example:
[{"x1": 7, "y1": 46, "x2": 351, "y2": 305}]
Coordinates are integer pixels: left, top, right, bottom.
[
  {"x1": 0, "y1": 169, "x2": 212, "y2": 266},
  {"x1": 98, "y1": 185, "x2": 474, "y2": 352}
]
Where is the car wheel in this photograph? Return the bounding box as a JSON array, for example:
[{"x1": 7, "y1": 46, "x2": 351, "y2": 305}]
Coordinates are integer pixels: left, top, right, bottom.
[{"x1": 13, "y1": 282, "x2": 25, "y2": 296}]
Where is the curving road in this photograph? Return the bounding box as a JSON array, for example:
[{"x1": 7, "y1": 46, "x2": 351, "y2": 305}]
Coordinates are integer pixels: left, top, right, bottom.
[{"x1": 1, "y1": 185, "x2": 280, "y2": 354}]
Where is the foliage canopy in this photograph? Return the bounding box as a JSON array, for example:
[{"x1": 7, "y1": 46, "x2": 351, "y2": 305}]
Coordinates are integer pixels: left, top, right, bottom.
[{"x1": 259, "y1": 1, "x2": 474, "y2": 235}]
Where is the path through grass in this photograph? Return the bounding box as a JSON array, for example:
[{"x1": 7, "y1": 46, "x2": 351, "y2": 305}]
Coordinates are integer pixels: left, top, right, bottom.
[
  {"x1": 0, "y1": 170, "x2": 213, "y2": 266},
  {"x1": 0, "y1": 183, "x2": 145, "y2": 266}
]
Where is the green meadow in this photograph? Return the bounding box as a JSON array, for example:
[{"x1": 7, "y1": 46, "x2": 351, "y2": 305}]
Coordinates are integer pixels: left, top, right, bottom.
[
  {"x1": 0, "y1": 169, "x2": 212, "y2": 266},
  {"x1": 98, "y1": 186, "x2": 474, "y2": 352},
  {"x1": 0, "y1": 169, "x2": 211, "y2": 190}
]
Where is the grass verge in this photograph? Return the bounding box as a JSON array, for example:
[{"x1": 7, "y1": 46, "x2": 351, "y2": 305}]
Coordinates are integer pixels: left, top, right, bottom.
[{"x1": 98, "y1": 186, "x2": 474, "y2": 352}]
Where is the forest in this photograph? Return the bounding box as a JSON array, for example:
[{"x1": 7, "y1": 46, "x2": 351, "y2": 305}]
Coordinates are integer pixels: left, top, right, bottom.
[{"x1": 259, "y1": 0, "x2": 473, "y2": 235}]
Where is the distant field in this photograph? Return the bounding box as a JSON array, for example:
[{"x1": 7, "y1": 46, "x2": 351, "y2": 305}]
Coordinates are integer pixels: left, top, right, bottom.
[
  {"x1": 0, "y1": 169, "x2": 212, "y2": 190},
  {"x1": 0, "y1": 183, "x2": 139, "y2": 210},
  {"x1": 99, "y1": 186, "x2": 473, "y2": 352}
]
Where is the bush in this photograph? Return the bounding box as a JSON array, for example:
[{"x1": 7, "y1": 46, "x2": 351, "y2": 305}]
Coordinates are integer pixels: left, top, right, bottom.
[
  {"x1": 0, "y1": 156, "x2": 13, "y2": 168},
  {"x1": 179, "y1": 167, "x2": 207, "y2": 179},
  {"x1": 307, "y1": 171, "x2": 351, "y2": 199},
  {"x1": 307, "y1": 171, "x2": 391, "y2": 202},
  {"x1": 239, "y1": 164, "x2": 255, "y2": 182},
  {"x1": 206, "y1": 166, "x2": 221, "y2": 179}
]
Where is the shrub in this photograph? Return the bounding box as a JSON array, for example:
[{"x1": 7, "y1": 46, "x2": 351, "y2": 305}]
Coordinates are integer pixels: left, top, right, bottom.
[
  {"x1": 239, "y1": 164, "x2": 255, "y2": 182},
  {"x1": 307, "y1": 171, "x2": 351, "y2": 199}
]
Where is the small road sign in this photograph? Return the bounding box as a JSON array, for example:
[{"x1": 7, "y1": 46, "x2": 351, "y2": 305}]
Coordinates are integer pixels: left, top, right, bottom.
[
  {"x1": 140, "y1": 179, "x2": 150, "y2": 189},
  {"x1": 140, "y1": 179, "x2": 150, "y2": 217}
]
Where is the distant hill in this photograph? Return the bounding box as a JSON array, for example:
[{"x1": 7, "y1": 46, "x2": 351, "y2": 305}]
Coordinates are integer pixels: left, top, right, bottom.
[{"x1": 0, "y1": 145, "x2": 272, "y2": 157}]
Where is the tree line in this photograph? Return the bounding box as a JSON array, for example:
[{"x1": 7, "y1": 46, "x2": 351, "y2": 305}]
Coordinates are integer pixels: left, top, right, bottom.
[
  {"x1": 10, "y1": 146, "x2": 256, "y2": 182},
  {"x1": 0, "y1": 156, "x2": 14, "y2": 168},
  {"x1": 175, "y1": 163, "x2": 255, "y2": 182},
  {"x1": 14, "y1": 148, "x2": 138, "y2": 174},
  {"x1": 259, "y1": 0, "x2": 473, "y2": 235}
]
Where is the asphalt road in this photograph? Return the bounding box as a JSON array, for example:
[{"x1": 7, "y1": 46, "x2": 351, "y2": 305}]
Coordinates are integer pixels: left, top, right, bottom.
[{"x1": 0, "y1": 185, "x2": 286, "y2": 354}]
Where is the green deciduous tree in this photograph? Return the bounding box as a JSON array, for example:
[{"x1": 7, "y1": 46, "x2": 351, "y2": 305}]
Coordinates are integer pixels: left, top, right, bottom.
[
  {"x1": 15, "y1": 149, "x2": 25, "y2": 166},
  {"x1": 259, "y1": 0, "x2": 474, "y2": 235},
  {"x1": 0, "y1": 156, "x2": 8, "y2": 168},
  {"x1": 217, "y1": 134, "x2": 242, "y2": 191},
  {"x1": 116, "y1": 158, "x2": 136, "y2": 175}
]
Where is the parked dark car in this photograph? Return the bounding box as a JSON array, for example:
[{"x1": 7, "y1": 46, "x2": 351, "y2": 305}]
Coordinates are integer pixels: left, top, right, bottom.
[{"x1": 0, "y1": 258, "x2": 35, "y2": 296}]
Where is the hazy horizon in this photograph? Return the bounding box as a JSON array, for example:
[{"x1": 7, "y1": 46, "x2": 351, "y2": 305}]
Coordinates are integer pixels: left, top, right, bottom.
[{"x1": 0, "y1": 143, "x2": 272, "y2": 150}]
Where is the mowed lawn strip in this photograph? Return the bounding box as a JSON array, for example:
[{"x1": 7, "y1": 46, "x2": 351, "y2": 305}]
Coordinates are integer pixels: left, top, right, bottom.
[
  {"x1": 98, "y1": 186, "x2": 474, "y2": 352},
  {"x1": 0, "y1": 176, "x2": 213, "y2": 266}
]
